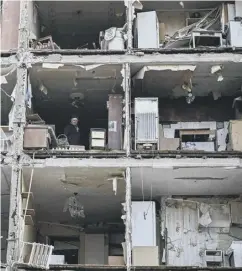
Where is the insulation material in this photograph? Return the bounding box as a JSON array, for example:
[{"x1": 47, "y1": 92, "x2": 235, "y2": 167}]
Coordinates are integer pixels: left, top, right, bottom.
[{"x1": 133, "y1": 65, "x2": 196, "y2": 80}]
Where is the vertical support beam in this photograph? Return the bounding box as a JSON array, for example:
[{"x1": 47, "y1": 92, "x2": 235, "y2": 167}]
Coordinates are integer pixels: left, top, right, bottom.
[
  {"x1": 126, "y1": 1, "x2": 134, "y2": 51},
  {"x1": 6, "y1": 0, "x2": 29, "y2": 267},
  {"x1": 123, "y1": 63, "x2": 131, "y2": 157},
  {"x1": 125, "y1": 167, "x2": 132, "y2": 271}
]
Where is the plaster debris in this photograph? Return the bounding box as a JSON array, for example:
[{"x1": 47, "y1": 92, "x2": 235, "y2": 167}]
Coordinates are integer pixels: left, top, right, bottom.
[
  {"x1": 76, "y1": 64, "x2": 104, "y2": 71},
  {"x1": 0, "y1": 76, "x2": 7, "y2": 84},
  {"x1": 42, "y1": 63, "x2": 64, "y2": 69},
  {"x1": 133, "y1": 65, "x2": 197, "y2": 80}
]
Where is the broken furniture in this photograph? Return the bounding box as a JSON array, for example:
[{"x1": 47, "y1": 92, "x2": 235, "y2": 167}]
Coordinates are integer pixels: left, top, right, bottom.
[
  {"x1": 134, "y1": 98, "x2": 159, "y2": 150},
  {"x1": 227, "y1": 120, "x2": 242, "y2": 151},
  {"x1": 164, "y1": 6, "x2": 222, "y2": 49},
  {"x1": 89, "y1": 128, "x2": 106, "y2": 150},
  {"x1": 24, "y1": 125, "x2": 57, "y2": 149},
  {"x1": 18, "y1": 242, "x2": 54, "y2": 269},
  {"x1": 31, "y1": 36, "x2": 60, "y2": 50},
  {"x1": 134, "y1": 11, "x2": 160, "y2": 49},
  {"x1": 191, "y1": 30, "x2": 223, "y2": 48}
]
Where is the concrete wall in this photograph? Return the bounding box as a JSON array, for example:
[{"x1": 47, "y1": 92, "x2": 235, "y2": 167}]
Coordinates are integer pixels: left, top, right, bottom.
[
  {"x1": 161, "y1": 197, "x2": 242, "y2": 267},
  {"x1": 0, "y1": 0, "x2": 20, "y2": 50},
  {"x1": 0, "y1": 0, "x2": 39, "y2": 50}
]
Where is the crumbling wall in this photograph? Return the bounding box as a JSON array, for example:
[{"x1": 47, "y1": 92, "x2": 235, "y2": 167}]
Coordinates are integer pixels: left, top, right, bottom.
[{"x1": 161, "y1": 197, "x2": 242, "y2": 267}]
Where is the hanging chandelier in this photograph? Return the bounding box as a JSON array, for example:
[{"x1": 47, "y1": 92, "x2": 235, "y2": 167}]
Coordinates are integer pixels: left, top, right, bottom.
[{"x1": 63, "y1": 193, "x2": 85, "y2": 218}]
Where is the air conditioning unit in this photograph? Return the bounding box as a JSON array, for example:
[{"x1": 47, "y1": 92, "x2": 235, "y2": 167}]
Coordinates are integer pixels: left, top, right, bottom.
[
  {"x1": 134, "y1": 98, "x2": 159, "y2": 150},
  {"x1": 205, "y1": 250, "x2": 223, "y2": 266}
]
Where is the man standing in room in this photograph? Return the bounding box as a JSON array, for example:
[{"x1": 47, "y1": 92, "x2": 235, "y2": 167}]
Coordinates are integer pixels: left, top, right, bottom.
[{"x1": 64, "y1": 115, "x2": 81, "y2": 145}]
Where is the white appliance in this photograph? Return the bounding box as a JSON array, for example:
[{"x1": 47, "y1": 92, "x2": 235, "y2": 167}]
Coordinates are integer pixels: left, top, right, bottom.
[
  {"x1": 50, "y1": 255, "x2": 65, "y2": 264},
  {"x1": 131, "y1": 201, "x2": 157, "y2": 247},
  {"x1": 227, "y1": 21, "x2": 242, "y2": 47},
  {"x1": 134, "y1": 98, "x2": 159, "y2": 150},
  {"x1": 135, "y1": 11, "x2": 160, "y2": 48},
  {"x1": 205, "y1": 250, "x2": 223, "y2": 266},
  {"x1": 90, "y1": 128, "x2": 106, "y2": 150}
]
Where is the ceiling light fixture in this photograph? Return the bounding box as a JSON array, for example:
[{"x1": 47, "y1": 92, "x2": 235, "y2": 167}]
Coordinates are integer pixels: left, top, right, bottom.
[{"x1": 63, "y1": 193, "x2": 85, "y2": 219}]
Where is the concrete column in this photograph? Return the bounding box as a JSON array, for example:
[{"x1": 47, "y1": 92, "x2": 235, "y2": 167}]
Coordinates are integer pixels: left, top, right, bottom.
[
  {"x1": 126, "y1": 1, "x2": 133, "y2": 51},
  {"x1": 6, "y1": 0, "x2": 29, "y2": 268},
  {"x1": 123, "y1": 63, "x2": 131, "y2": 157},
  {"x1": 125, "y1": 167, "x2": 132, "y2": 271},
  {"x1": 0, "y1": 0, "x2": 20, "y2": 50}
]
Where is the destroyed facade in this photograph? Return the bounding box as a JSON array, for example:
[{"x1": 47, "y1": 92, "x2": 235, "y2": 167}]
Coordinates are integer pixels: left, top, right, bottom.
[{"x1": 1, "y1": 1, "x2": 242, "y2": 270}]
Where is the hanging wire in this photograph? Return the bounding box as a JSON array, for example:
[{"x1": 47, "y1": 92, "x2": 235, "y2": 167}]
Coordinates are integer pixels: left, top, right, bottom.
[{"x1": 1, "y1": 87, "x2": 12, "y2": 98}]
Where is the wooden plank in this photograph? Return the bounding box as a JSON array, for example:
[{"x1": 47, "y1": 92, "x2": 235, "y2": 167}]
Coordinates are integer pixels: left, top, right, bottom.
[
  {"x1": 24, "y1": 215, "x2": 34, "y2": 226},
  {"x1": 23, "y1": 209, "x2": 35, "y2": 216},
  {"x1": 180, "y1": 129, "x2": 215, "y2": 136}
]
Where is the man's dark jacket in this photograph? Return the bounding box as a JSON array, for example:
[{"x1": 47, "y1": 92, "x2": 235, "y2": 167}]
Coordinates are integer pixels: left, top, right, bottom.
[{"x1": 64, "y1": 124, "x2": 81, "y2": 145}]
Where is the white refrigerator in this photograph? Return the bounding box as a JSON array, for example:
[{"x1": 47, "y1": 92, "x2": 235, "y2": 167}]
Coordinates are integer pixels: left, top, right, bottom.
[
  {"x1": 131, "y1": 201, "x2": 157, "y2": 247},
  {"x1": 135, "y1": 11, "x2": 160, "y2": 49}
]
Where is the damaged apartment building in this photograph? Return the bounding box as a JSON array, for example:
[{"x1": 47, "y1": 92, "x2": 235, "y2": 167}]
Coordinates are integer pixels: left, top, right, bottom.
[{"x1": 1, "y1": 0, "x2": 242, "y2": 270}]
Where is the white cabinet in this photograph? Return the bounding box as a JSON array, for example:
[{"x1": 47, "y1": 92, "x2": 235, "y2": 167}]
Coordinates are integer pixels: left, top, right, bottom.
[
  {"x1": 135, "y1": 11, "x2": 160, "y2": 49},
  {"x1": 131, "y1": 201, "x2": 157, "y2": 247}
]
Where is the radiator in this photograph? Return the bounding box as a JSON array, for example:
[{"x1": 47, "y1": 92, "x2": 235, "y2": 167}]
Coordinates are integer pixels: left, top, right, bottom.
[
  {"x1": 18, "y1": 242, "x2": 54, "y2": 269},
  {"x1": 134, "y1": 98, "x2": 159, "y2": 149}
]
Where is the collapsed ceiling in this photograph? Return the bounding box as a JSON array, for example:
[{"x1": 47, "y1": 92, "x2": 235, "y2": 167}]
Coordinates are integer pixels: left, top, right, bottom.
[{"x1": 132, "y1": 63, "x2": 242, "y2": 98}]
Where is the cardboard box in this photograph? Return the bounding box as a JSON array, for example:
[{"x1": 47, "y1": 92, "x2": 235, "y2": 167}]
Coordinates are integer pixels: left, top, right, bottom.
[
  {"x1": 228, "y1": 120, "x2": 242, "y2": 151},
  {"x1": 159, "y1": 138, "x2": 180, "y2": 151},
  {"x1": 108, "y1": 256, "x2": 125, "y2": 266},
  {"x1": 133, "y1": 246, "x2": 159, "y2": 266}
]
